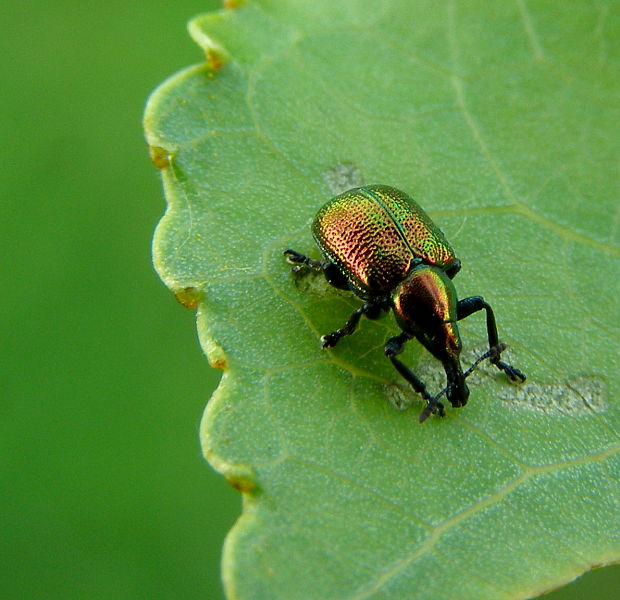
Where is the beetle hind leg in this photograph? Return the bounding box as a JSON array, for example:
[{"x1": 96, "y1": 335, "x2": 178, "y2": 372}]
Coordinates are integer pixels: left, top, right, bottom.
[
  {"x1": 284, "y1": 249, "x2": 350, "y2": 290},
  {"x1": 284, "y1": 249, "x2": 323, "y2": 271},
  {"x1": 457, "y1": 296, "x2": 526, "y2": 383}
]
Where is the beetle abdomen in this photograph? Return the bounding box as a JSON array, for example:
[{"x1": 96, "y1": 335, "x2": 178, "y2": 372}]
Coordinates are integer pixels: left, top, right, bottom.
[{"x1": 312, "y1": 185, "x2": 456, "y2": 295}]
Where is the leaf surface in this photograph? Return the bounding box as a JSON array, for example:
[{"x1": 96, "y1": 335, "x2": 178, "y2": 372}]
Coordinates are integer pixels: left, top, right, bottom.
[{"x1": 144, "y1": 2, "x2": 620, "y2": 598}]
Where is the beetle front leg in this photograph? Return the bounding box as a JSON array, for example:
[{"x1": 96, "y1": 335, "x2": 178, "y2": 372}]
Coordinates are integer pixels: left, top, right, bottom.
[
  {"x1": 384, "y1": 332, "x2": 445, "y2": 421},
  {"x1": 457, "y1": 296, "x2": 526, "y2": 382},
  {"x1": 321, "y1": 302, "x2": 379, "y2": 348}
]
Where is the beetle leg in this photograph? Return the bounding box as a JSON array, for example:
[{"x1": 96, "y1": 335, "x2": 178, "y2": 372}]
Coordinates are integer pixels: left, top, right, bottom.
[
  {"x1": 321, "y1": 302, "x2": 379, "y2": 348},
  {"x1": 456, "y1": 296, "x2": 526, "y2": 382},
  {"x1": 284, "y1": 249, "x2": 323, "y2": 271},
  {"x1": 384, "y1": 333, "x2": 445, "y2": 421},
  {"x1": 284, "y1": 249, "x2": 350, "y2": 290}
]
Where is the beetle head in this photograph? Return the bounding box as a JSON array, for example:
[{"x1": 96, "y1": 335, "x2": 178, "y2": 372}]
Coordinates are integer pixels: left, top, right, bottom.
[{"x1": 391, "y1": 264, "x2": 469, "y2": 407}]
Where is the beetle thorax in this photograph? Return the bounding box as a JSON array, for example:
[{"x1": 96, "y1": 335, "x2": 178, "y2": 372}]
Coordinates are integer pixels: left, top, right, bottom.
[{"x1": 391, "y1": 265, "x2": 462, "y2": 358}]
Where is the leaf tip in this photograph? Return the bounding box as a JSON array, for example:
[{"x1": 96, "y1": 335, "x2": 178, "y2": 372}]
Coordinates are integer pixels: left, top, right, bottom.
[
  {"x1": 174, "y1": 286, "x2": 204, "y2": 310},
  {"x1": 201, "y1": 335, "x2": 229, "y2": 370},
  {"x1": 148, "y1": 145, "x2": 172, "y2": 169},
  {"x1": 226, "y1": 471, "x2": 259, "y2": 495},
  {"x1": 205, "y1": 46, "x2": 227, "y2": 72},
  {"x1": 202, "y1": 445, "x2": 259, "y2": 495},
  {"x1": 188, "y1": 18, "x2": 230, "y2": 72},
  {"x1": 210, "y1": 355, "x2": 228, "y2": 370}
]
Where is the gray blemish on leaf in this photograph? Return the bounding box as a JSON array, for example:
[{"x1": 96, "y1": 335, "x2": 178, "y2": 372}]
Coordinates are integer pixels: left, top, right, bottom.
[
  {"x1": 383, "y1": 344, "x2": 607, "y2": 416},
  {"x1": 290, "y1": 267, "x2": 330, "y2": 295},
  {"x1": 290, "y1": 265, "x2": 351, "y2": 298},
  {"x1": 384, "y1": 382, "x2": 416, "y2": 411},
  {"x1": 383, "y1": 356, "x2": 446, "y2": 412},
  {"x1": 460, "y1": 346, "x2": 608, "y2": 416},
  {"x1": 496, "y1": 375, "x2": 607, "y2": 415},
  {"x1": 323, "y1": 163, "x2": 363, "y2": 195}
]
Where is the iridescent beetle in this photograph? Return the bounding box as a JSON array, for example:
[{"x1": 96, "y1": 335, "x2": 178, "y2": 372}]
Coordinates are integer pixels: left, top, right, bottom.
[{"x1": 285, "y1": 185, "x2": 525, "y2": 422}]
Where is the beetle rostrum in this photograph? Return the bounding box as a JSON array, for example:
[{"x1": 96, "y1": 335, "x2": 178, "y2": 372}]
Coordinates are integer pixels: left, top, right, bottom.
[{"x1": 285, "y1": 185, "x2": 526, "y2": 422}]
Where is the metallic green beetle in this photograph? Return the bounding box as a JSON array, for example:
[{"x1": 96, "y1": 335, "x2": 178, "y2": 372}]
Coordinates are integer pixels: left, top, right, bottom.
[{"x1": 285, "y1": 185, "x2": 525, "y2": 422}]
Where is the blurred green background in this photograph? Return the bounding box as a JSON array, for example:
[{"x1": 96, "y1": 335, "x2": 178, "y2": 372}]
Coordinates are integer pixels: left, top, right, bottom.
[
  {"x1": 1, "y1": 2, "x2": 616, "y2": 599},
  {"x1": 2, "y1": 2, "x2": 237, "y2": 599}
]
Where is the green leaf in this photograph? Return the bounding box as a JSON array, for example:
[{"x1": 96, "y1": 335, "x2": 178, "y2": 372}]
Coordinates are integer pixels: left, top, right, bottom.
[{"x1": 144, "y1": 1, "x2": 620, "y2": 598}]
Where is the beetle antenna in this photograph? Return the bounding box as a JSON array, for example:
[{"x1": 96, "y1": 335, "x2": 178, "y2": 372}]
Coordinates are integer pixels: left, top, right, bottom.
[
  {"x1": 424, "y1": 343, "x2": 508, "y2": 416},
  {"x1": 463, "y1": 343, "x2": 507, "y2": 380}
]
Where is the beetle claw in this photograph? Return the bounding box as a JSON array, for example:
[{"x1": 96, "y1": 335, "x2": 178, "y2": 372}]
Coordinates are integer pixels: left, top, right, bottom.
[
  {"x1": 284, "y1": 249, "x2": 300, "y2": 264},
  {"x1": 419, "y1": 399, "x2": 445, "y2": 423},
  {"x1": 320, "y1": 334, "x2": 338, "y2": 348},
  {"x1": 502, "y1": 363, "x2": 526, "y2": 383},
  {"x1": 489, "y1": 344, "x2": 526, "y2": 383}
]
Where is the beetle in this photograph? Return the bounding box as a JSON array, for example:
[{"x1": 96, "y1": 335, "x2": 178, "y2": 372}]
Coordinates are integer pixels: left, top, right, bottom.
[{"x1": 284, "y1": 184, "x2": 525, "y2": 422}]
